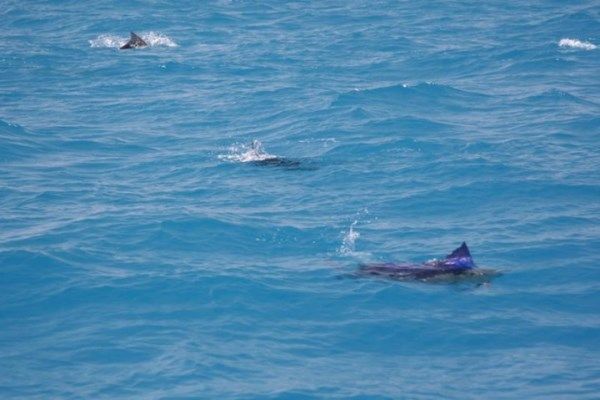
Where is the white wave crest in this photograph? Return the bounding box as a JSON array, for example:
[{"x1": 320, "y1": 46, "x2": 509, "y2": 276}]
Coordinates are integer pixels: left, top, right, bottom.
[
  {"x1": 89, "y1": 32, "x2": 178, "y2": 48},
  {"x1": 558, "y1": 38, "x2": 596, "y2": 50},
  {"x1": 218, "y1": 140, "x2": 278, "y2": 163}
]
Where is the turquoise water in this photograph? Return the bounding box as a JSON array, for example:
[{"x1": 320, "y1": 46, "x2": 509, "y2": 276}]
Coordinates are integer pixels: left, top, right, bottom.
[{"x1": 1, "y1": 1, "x2": 599, "y2": 398}]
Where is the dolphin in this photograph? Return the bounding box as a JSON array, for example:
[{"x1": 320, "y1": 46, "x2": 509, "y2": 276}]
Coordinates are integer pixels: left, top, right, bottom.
[
  {"x1": 120, "y1": 32, "x2": 148, "y2": 49},
  {"x1": 358, "y1": 242, "x2": 500, "y2": 282}
]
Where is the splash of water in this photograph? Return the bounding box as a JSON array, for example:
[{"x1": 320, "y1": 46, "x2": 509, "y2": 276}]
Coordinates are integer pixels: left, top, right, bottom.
[
  {"x1": 89, "y1": 34, "x2": 126, "y2": 48},
  {"x1": 142, "y1": 32, "x2": 178, "y2": 47},
  {"x1": 338, "y1": 208, "x2": 372, "y2": 258},
  {"x1": 89, "y1": 32, "x2": 178, "y2": 48},
  {"x1": 339, "y1": 220, "x2": 360, "y2": 256},
  {"x1": 218, "y1": 140, "x2": 278, "y2": 163}
]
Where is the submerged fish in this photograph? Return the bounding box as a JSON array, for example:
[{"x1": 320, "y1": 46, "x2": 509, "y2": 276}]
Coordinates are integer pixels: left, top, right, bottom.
[{"x1": 359, "y1": 242, "x2": 500, "y2": 283}]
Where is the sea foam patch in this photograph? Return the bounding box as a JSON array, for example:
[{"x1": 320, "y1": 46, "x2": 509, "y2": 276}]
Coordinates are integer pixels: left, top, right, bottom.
[{"x1": 558, "y1": 38, "x2": 597, "y2": 50}]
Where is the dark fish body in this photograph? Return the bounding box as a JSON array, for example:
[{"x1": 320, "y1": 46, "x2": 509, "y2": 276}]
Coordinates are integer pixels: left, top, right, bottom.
[
  {"x1": 251, "y1": 157, "x2": 302, "y2": 168},
  {"x1": 245, "y1": 141, "x2": 311, "y2": 169},
  {"x1": 120, "y1": 32, "x2": 147, "y2": 49},
  {"x1": 359, "y1": 242, "x2": 500, "y2": 283}
]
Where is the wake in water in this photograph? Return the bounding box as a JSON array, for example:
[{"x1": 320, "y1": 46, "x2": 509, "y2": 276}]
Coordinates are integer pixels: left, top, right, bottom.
[
  {"x1": 89, "y1": 32, "x2": 178, "y2": 48},
  {"x1": 558, "y1": 38, "x2": 597, "y2": 50}
]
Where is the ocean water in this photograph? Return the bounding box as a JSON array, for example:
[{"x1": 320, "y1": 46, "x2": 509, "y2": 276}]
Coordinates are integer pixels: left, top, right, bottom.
[{"x1": 1, "y1": 1, "x2": 599, "y2": 398}]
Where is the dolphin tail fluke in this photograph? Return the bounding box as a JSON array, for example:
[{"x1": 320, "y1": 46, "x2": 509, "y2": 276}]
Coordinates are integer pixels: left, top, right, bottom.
[{"x1": 120, "y1": 32, "x2": 147, "y2": 49}]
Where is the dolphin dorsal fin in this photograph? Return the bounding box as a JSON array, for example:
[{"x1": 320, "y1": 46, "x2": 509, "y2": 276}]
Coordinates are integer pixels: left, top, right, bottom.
[{"x1": 446, "y1": 242, "x2": 471, "y2": 259}]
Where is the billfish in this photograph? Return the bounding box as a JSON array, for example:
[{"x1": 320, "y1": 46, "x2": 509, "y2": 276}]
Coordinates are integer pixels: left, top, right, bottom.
[
  {"x1": 358, "y1": 242, "x2": 500, "y2": 282},
  {"x1": 120, "y1": 32, "x2": 148, "y2": 49},
  {"x1": 247, "y1": 140, "x2": 303, "y2": 168}
]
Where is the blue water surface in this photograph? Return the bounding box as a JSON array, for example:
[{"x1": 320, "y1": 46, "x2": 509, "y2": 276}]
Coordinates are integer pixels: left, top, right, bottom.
[{"x1": 1, "y1": 1, "x2": 599, "y2": 398}]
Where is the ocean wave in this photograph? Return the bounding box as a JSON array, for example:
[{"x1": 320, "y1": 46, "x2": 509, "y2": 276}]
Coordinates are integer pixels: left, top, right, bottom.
[
  {"x1": 558, "y1": 38, "x2": 597, "y2": 50},
  {"x1": 0, "y1": 118, "x2": 47, "y2": 162},
  {"x1": 332, "y1": 82, "x2": 488, "y2": 110},
  {"x1": 364, "y1": 116, "x2": 453, "y2": 133},
  {"x1": 89, "y1": 32, "x2": 178, "y2": 48},
  {"x1": 0, "y1": 118, "x2": 25, "y2": 134},
  {"x1": 519, "y1": 89, "x2": 598, "y2": 108}
]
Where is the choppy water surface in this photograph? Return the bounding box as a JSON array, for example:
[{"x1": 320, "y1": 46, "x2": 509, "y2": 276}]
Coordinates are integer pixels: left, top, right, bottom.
[{"x1": 1, "y1": 1, "x2": 599, "y2": 398}]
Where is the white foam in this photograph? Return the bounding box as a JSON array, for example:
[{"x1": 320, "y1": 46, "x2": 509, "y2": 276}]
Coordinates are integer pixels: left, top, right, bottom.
[
  {"x1": 558, "y1": 38, "x2": 596, "y2": 50},
  {"x1": 218, "y1": 140, "x2": 278, "y2": 163},
  {"x1": 89, "y1": 34, "x2": 126, "y2": 48},
  {"x1": 89, "y1": 32, "x2": 178, "y2": 48},
  {"x1": 142, "y1": 32, "x2": 178, "y2": 47}
]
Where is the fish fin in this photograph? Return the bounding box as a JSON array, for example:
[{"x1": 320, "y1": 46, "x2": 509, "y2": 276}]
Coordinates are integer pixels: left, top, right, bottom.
[
  {"x1": 446, "y1": 242, "x2": 471, "y2": 259},
  {"x1": 444, "y1": 242, "x2": 475, "y2": 268},
  {"x1": 120, "y1": 32, "x2": 147, "y2": 49}
]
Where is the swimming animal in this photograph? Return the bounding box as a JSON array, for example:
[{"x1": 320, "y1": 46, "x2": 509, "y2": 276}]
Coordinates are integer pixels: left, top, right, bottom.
[
  {"x1": 358, "y1": 242, "x2": 500, "y2": 282},
  {"x1": 120, "y1": 32, "x2": 147, "y2": 49},
  {"x1": 246, "y1": 140, "x2": 303, "y2": 168}
]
